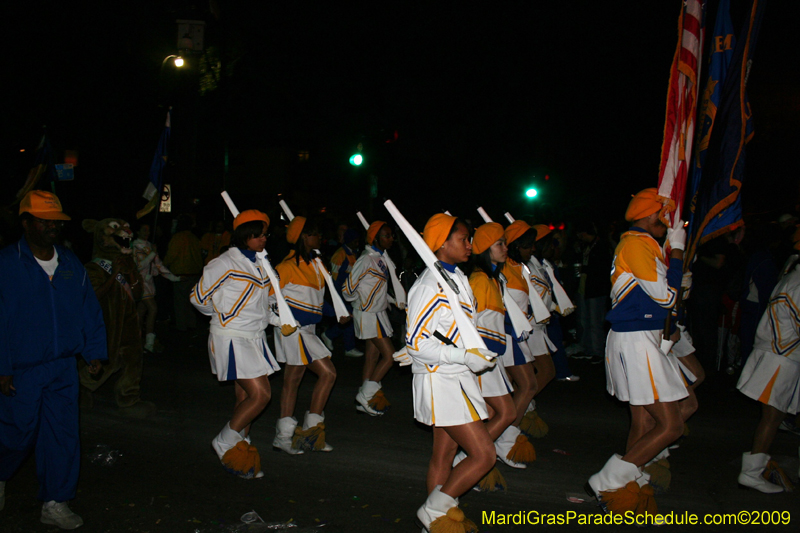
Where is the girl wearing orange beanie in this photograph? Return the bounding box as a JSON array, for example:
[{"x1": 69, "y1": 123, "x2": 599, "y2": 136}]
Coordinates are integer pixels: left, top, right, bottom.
[
  {"x1": 407, "y1": 214, "x2": 498, "y2": 532},
  {"x1": 460, "y1": 223, "x2": 535, "y2": 482},
  {"x1": 343, "y1": 221, "x2": 398, "y2": 416},
  {"x1": 273, "y1": 216, "x2": 346, "y2": 453},
  {"x1": 191, "y1": 210, "x2": 280, "y2": 478}
]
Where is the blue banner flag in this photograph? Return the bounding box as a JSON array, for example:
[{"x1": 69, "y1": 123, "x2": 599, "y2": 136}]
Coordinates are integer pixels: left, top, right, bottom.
[
  {"x1": 137, "y1": 109, "x2": 171, "y2": 219},
  {"x1": 686, "y1": 0, "x2": 766, "y2": 262}
]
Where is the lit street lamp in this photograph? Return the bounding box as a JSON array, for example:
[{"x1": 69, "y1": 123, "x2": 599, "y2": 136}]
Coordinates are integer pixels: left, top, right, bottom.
[{"x1": 162, "y1": 54, "x2": 185, "y2": 68}]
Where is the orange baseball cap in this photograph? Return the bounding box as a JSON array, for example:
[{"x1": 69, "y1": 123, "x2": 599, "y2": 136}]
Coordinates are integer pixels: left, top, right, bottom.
[
  {"x1": 532, "y1": 224, "x2": 551, "y2": 241},
  {"x1": 19, "y1": 190, "x2": 71, "y2": 221}
]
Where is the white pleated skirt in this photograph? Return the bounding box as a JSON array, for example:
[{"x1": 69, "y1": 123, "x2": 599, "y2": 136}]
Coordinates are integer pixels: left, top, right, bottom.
[
  {"x1": 738, "y1": 349, "x2": 800, "y2": 415},
  {"x1": 274, "y1": 324, "x2": 331, "y2": 366},
  {"x1": 500, "y1": 334, "x2": 535, "y2": 367},
  {"x1": 477, "y1": 360, "x2": 514, "y2": 398},
  {"x1": 353, "y1": 308, "x2": 394, "y2": 340},
  {"x1": 209, "y1": 330, "x2": 280, "y2": 381},
  {"x1": 412, "y1": 370, "x2": 488, "y2": 427},
  {"x1": 605, "y1": 329, "x2": 688, "y2": 405}
]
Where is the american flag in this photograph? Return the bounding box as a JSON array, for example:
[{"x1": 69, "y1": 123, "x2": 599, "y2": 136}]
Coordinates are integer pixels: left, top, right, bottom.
[{"x1": 656, "y1": 0, "x2": 707, "y2": 226}]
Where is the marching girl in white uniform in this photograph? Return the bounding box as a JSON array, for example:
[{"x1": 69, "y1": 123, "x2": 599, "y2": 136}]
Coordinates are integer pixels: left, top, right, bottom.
[
  {"x1": 586, "y1": 189, "x2": 687, "y2": 516},
  {"x1": 407, "y1": 214, "x2": 499, "y2": 533},
  {"x1": 465, "y1": 223, "x2": 535, "y2": 482},
  {"x1": 191, "y1": 210, "x2": 286, "y2": 478},
  {"x1": 500, "y1": 221, "x2": 548, "y2": 434},
  {"x1": 273, "y1": 216, "x2": 345, "y2": 453},
  {"x1": 735, "y1": 235, "x2": 800, "y2": 493},
  {"x1": 343, "y1": 221, "x2": 397, "y2": 416}
]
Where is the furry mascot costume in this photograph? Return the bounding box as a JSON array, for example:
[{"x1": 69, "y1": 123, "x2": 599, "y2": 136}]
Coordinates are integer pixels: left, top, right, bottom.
[{"x1": 79, "y1": 217, "x2": 155, "y2": 417}]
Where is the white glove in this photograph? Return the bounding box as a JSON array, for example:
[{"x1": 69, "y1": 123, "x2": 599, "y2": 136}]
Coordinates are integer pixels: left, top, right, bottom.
[
  {"x1": 516, "y1": 330, "x2": 530, "y2": 342},
  {"x1": 444, "y1": 347, "x2": 497, "y2": 373},
  {"x1": 681, "y1": 271, "x2": 692, "y2": 289},
  {"x1": 393, "y1": 347, "x2": 412, "y2": 367},
  {"x1": 667, "y1": 221, "x2": 687, "y2": 251}
]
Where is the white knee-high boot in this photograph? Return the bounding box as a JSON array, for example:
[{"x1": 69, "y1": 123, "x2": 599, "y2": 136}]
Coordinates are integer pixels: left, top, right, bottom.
[{"x1": 273, "y1": 417, "x2": 304, "y2": 455}]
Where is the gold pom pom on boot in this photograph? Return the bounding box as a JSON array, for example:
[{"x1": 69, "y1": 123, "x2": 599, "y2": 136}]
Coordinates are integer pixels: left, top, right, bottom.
[
  {"x1": 212, "y1": 422, "x2": 264, "y2": 478},
  {"x1": 293, "y1": 411, "x2": 333, "y2": 452},
  {"x1": 586, "y1": 454, "x2": 643, "y2": 514},
  {"x1": 519, "y1": 400, "x2": 548, "y2": 438},
  {"x1": 642, "y1": 448, "x2": 671, "y2": 494},
  {"x1": 416, "y1": 486, "x2": 477, "y2": 533}
]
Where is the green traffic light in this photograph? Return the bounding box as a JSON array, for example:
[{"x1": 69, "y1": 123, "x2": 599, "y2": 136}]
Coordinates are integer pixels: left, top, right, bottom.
[
  {"x1": 349, "y1": 154, "x2": 363, "y2": 166},
  {"x1": 525, "y1": 188, "x2": 538, "y2": 198}
]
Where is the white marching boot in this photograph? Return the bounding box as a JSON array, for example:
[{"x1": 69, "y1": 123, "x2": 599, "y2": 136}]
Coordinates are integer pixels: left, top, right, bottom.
[
  {"x1": 355, "y1": 380, "x2": 383, "y2": 416},
  {"x1": 738, "y1": 452, "x2": 783, "y2": 493},
  {"x1": 211, "y1": 422, "x2": 242, "y2": 459},
  {"x1": 494, "y1": 425, "x2": 529, "y2": 469},
  {"x1": 417, "y1": 486, "x2": 453, "y2": 531},
  {"x1": 586, "y1": 454, "x2": 642, "y2": 511},
  {"x1": 273, "y1": 417, "x2": 304, "y2": 455}
]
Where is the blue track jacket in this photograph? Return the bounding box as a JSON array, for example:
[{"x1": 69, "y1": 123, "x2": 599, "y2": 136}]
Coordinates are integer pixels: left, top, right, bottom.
[{"x1": 0, "y1": 237, "x2": 107, "y2": 375}]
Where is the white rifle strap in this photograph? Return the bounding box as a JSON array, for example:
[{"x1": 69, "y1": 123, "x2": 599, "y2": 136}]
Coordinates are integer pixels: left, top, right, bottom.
[
  {"x1": 356, "y1": 211, "x2": 370, "y2": 231},
  {"x1": 256, "y1": 251, "x2": 297, "y2": 327},
  {"x1": 313, "y1": 257, "x2": 351, "y2": 320},
  {"x1": 521, "y1": 263, "x2": 551, "y2": 323},
  {"x1": 220, "y1": 192, "x2": 297, "y2": 327},
  {"x1": 381, "y1": 251, "x2": 406, "y2": 309},
  {"x1": 499, "y1": 274, "x2": 533, "y2": 337},
  {"x1": 543, "y1": 260, "x2": 576, "y2": 316},
  {"x1": 477, "y1": 207, "x2": 492, "y2": 224},
  {"x1": 385, "y1": 200, "x2": 486, "y2": 349}
]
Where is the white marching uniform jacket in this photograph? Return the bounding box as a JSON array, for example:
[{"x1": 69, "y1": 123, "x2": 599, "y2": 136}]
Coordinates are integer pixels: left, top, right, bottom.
[
  {"x1": 342, "y1": 246, "x2": 391, "y2": 313},
  {"x1": 527, "y1": 256, "x2": 555, "y2": 312},
  {"x1": 191, "y1": 248, "x2": 281, "y2": 332},
  {"x1": 191, "y1": 248, "x2": 281, "y2": 380},
  {"x1": 752, "y1": 263, "x2": 800, "y2": 362},
  {"x1": 503, "y1": 258, "x2": 553, "y2": 358},
  {"x1": 405, "y1": 265, "x2": 477, "y2": 375},
  {"x1": 469, "y1": 269, "x2": 513, "y2": 397},
  {"x1": 737, "y1": 262, "x2": 800, "y2": 414},
  {"x1": 468, "y1": 270, "x2": 507, "y2": 355},
  {"x1": 273, "y1": 251, "x2": 326, "y2": 327},
  {"x1": 405, "y1": 263, "x2": 488, "y2": 426}
]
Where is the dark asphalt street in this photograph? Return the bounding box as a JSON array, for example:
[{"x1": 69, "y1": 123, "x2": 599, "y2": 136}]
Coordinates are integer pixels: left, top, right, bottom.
[{"x1": 2, "y1": 322, "x2": 798, "y2": 532}]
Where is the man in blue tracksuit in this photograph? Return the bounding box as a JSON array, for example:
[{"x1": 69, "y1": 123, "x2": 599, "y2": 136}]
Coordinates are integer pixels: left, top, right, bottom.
[{"x1": 0, "y1": 190, "x2": 107, "y2": 530}]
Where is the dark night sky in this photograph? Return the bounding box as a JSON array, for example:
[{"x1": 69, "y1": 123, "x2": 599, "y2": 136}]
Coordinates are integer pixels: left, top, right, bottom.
[{"x1": 6, "y1": 1, "x2": 799, "y2": 234}]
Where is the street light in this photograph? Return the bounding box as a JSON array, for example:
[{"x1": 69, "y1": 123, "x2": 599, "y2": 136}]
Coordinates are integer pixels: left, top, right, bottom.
[
  {"x1": 525, "y1": 187, "x2": 538, "y2": 198},
  {"x1": 162, "y1": 54, "x2": 185, "y2": 69}
]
